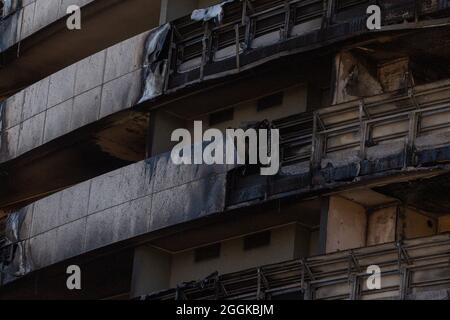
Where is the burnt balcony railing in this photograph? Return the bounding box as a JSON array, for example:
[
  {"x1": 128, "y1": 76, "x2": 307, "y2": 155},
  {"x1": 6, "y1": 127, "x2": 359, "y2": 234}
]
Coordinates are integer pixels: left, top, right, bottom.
[
  {"x1": 272, "y1": 78, "x2": 450, "y2": 169},
  {"x1": 142, "y1": 233, "x2": 450, "y2": 300},
  {"x1": 164, "y1": 0, "x2": 450, "y2": 90}
]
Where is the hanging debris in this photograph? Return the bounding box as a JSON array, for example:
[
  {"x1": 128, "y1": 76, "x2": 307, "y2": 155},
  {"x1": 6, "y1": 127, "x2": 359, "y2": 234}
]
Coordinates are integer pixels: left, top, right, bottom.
[
  {"x1": 138, "y1": 23, "x2": 171, "y2": 103},
  {"x1": 1, "y1": 0, "x2": 19, "y2": 19},
  {"x1": 191, "y1": 0, "x2": 234, "y2": 24},
  {"x1": 0, "y1": 210, "x2": 32, "y2": 285}
]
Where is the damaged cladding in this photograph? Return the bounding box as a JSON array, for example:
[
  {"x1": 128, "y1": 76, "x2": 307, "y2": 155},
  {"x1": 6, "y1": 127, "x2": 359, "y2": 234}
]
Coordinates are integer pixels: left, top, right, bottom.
[
  {"x1": 4, "y1": 0, "x2": 450, "y2": 300},
  {"x1": 139, "y1": 23, "x2": 172, "y2": 103},
  {"x1": 191, "y1": 0, "x2": 234, "y2": 23},
  {"x1": 0, "y1": 0, "x2": 21, "y2": 52},
  {"x1": 139, "y1": 0, "x2": 234, "y2": 103},
  {"x1": 0, "y1": 0, "x2": 19, "y2": 19},
  {"x1": 0, "y1": 210, "x2": 31, "y2": 284}
]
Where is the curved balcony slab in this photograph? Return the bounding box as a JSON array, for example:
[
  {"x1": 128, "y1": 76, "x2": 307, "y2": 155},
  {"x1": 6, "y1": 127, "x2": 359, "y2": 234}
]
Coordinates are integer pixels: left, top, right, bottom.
[
  {"x1": 1, "y1": 0, "x2": 95, "y2": 52},
  {"x1": 1, "y1": 152, "x2": 228, "y2": 283},
  {"x1": 0, "y1": 30, "x2": 149, "y2": 164},
  {"x1": 0, "y1": 0, "x2": 161, "y2": 97}
]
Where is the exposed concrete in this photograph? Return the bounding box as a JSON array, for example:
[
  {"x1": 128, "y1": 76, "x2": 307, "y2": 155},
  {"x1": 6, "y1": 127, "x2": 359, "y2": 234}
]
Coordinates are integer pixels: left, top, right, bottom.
[
  {"x1": 332, "y1": 51, "x2": 383, "y2": 105},
  {"x1": 438, "y1": 215, "x2": 450, "y2": 233},
  {"x1": 403, "y1": 208, "x2": 437, "y2": 239},
  {"x1": 367, "y1": 206, "x2": 397, "y2": 246},
  {"x1": 326, "y1": 196, "x2": 367, "y2": 253}
]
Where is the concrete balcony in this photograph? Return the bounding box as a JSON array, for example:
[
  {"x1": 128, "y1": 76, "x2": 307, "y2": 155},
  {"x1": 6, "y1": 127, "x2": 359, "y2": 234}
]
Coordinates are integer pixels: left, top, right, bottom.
[
  {"x1": 4, "y1": 77, "x2": 450, "y2": 286},
  {"x1": 1, "y1": 0, "x2": 95, "y2": 52},
  {"x1": 0, "y1": 0, "x2": 161, "y2": 97},
  {"x1": 0, "y1": 151, "x2": 229, "y2": 284},
  {"x1": 0, "y1": 31, "x2": 148, "y2": 164}
]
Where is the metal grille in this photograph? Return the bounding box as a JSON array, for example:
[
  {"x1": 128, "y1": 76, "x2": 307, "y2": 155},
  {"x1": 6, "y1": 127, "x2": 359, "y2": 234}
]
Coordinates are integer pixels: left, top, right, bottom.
[{"x1": 142, "y1": 233, "x2": 450, "y2": 300}]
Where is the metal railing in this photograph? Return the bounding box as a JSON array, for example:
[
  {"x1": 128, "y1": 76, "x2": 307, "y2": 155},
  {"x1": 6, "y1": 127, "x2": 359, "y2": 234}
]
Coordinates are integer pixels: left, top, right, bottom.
[
  {"x1": 260, "y1": 77, "x2": 450, "y2": 169},
  {"x1": 165, "y1": 0, "x2": 450, "y2": 89},
  {"x1": 311, "y1": 79, "x2": 450, "y2": 168},
  {"x1": 143, "y1": 233, "x2": 450, "y2": 300}
]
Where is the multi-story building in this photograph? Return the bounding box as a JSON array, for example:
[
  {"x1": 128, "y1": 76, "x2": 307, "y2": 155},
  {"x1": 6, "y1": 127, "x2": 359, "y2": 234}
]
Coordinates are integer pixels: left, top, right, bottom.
[{"x1": 1, "y1": 0, "x2": 450, "y2": 300}]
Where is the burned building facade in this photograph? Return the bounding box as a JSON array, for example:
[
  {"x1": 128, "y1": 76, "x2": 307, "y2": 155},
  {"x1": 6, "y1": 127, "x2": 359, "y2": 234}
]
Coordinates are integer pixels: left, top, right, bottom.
[{"x1": 1, "y1": 0, "x2": 450, "y2": 300}]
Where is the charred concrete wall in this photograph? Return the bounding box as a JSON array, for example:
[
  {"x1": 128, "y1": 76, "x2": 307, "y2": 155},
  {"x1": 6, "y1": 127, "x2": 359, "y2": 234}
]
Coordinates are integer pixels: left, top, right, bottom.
[
  {"x1": 0, "y1": 0, "x2": 95, "y2": 52},
  {"x1": 0, "y1": 31, "x2": 148, "y2": 163},
  {"x1": 1, "y1": 151, "x2": 228, "y2": 284}
]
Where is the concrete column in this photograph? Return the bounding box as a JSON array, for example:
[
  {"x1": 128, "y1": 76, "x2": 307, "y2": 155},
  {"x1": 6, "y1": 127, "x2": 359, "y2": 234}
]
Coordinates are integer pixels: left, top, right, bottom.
[
  {"x1": 129, "y1": 245, "x2": 172, "y2": 298},
  {"x1": 324, "y1": 196, "x2": 367, "y2": 253}
]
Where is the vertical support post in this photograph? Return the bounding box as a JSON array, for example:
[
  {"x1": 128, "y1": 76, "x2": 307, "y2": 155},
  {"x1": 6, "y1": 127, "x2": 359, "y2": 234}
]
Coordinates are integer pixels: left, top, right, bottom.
[
  {"x1": 235, "y1": 24, "x2": 240, "y2": 71},
  {"x1": 282, "y1": 1, "x2": 292, "y2": 40},
  {"x1": 310, "y1": 112, "x2": 318, "y2": 168},
  {"x1": 349, "y1": 274, "x2": 360, "y2": 300},
  {"x1": 399, "y1": 267, "x2": 410, "y2": 300},
  {"x1": 405, "y1": 111, "x2": 417, "y2": 167},
  {"x1": 163, "y1": 28, "x2": 175, "y2": 92},
  {"x1": 200, "y1": 23, "x2": 210, "y2": 81},
  {"x1": 256, "y1": 268, "x2": 262, "y2": 300},
  {"x1": 323, "y1": 0, "x2": 335, "y2": 29},
  {"x1": 241, "y1": 0, "x2": 247, "y2": 26},
  {"x1": 414, "y1": 0, "x2": 419, "y2": 23},
  {"x1": 359, "y1": 101, "x2": 367, "y2": 160},
  {"x1": 395, "y1": 205, "x2": 405, "y2": 243},
  {"x1": 304, "y1": 281, "x2": 313, "y2": 300},
  {"x1": 243, "y1": 0, "x2": 253, "y2": 50}
]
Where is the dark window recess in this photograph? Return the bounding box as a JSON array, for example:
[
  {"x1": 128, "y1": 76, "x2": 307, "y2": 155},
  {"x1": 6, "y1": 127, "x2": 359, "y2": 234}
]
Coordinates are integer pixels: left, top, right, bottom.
[
  {"x1": 243, "y1": 231, "x2": 271, "y2": 251},
  {"x1": 194, "y1": 243, "x2": 221, "y2": 262},
  {"x1": 209, "y1": 108, "x2": 234, "y2": 126},
  {"x1": 0, "y1": 1, "x2": 4, "y2": 18},
  {"x1": 257, "y1": 92, "x2": 284, "y2": 111}
]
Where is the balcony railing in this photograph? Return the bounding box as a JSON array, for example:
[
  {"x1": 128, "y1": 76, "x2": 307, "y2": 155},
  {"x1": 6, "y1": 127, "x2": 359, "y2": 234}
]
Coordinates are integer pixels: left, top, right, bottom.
[
  {"x1": 162, "y1": 0, "x2": 450, "y2": 90},
  {"x1": 265, "y1": 78, "x2": 450, "y2": 170},
  {"x1": 142, "y1": 233, "x2": 450, "y2": 300}
]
